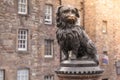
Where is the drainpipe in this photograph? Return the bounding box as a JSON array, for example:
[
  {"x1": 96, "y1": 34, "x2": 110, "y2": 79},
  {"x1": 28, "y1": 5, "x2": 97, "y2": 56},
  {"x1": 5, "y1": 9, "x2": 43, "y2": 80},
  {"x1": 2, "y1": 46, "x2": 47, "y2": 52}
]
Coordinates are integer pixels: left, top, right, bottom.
[
  {"x1": 59, "y1": 0, "x2": 62, "y2": 5},
  {"x1": 83, "y1": 0, "x2": 85, "y2": 29}
]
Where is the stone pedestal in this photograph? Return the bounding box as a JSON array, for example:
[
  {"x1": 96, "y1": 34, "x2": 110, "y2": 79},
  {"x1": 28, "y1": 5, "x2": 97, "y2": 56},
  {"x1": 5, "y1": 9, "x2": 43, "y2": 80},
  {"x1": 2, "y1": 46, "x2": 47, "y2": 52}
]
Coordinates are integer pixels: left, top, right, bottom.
[{"x1": 55, "y1": 60, "x2": 104, "y2": 80}]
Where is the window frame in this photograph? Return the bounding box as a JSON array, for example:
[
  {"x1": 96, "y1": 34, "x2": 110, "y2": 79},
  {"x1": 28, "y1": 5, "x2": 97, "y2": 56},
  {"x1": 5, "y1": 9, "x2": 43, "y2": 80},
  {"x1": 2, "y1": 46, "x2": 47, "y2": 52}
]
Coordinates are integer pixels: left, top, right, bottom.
[
  {"x1": 44, "y1": 4, "x2": 53, "y2": 25},
  {"x1": 0, "y1": 70, "x2": 5, "y2": 80},
  {"x1": 17, "y1": 69, "x2": 29, "y2": 80},
  {"x1": 102, "y1": 52, "x2": 109, "y2": 65},
  {"x1": 44, "y1": 39, "x2": 54, "y2": 58},
  {"x1": 116, "y1": 61, "x2": 120, "y2": 75},
  {"x1": 102, "y1": 20, "x2": 107, "y2": 34},
  {"x1": 44, "y1": 75, "x2": 54, "y2": 80},
  {"x1": 17, "y1": 29, "x2": 28, "y2": 51},
  {"x1": 116, "y1": 67, "x2": 120, "y2": 75},
  {"x1": 18, "y1": 0, "x2": 28, "y2": 15}
]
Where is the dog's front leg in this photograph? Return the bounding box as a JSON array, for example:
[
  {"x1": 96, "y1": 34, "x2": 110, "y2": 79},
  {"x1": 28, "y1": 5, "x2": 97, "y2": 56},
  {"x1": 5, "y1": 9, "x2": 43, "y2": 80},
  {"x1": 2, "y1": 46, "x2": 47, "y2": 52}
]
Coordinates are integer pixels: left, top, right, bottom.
[
  {"x1": 72, "y1": 47, "x2": 79, "y2": 60},
  {"x1": 62, "y1": 50, "x2": 69, "y2": 60}
]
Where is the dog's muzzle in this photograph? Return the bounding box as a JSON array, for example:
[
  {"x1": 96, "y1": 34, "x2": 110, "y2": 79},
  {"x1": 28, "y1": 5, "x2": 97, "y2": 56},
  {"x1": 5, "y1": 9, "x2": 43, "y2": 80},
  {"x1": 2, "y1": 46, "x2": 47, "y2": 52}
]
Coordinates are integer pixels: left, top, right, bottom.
[{"x1": 66, "y1": 15, "x2": 77, "y2": 23}]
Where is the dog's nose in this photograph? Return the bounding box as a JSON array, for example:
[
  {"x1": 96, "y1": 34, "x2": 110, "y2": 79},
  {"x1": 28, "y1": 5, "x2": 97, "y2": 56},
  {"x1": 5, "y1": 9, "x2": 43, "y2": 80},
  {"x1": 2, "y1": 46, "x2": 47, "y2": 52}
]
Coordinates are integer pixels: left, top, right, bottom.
[
  {"x1": 67, "y1": 15, "x2": 75, "y2": 21},
  {"x1": 69, "y1": 14, "x2": 74, "y2": 17}
]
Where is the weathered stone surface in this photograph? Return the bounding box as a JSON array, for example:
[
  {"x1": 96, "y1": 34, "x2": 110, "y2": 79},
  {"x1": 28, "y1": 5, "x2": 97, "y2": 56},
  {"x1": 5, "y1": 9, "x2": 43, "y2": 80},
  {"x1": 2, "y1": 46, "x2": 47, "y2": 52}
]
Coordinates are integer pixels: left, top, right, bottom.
[
  {"x1": 84, "y1": 0, "x2": 120, "y2": 80},
  {"x1": 0, "y1": 0, "x2": 60, "y2": 80}
]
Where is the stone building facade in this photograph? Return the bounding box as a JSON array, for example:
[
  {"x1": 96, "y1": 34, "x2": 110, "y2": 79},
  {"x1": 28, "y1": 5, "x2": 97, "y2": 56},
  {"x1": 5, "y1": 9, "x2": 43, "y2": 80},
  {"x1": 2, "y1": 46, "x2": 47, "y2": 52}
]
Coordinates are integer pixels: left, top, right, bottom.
[
  {"x1": 85, "y1": 0, "x2": 120, "y2": 80},
  {"x1": 1, "y1": 0, "x2": 120, "y2": 80},
  {"x1": 84, "y1": 0, "x2": 120, "y2": 80},
  {"x1": 0, "y1": 0, "x2": 60, "y2": 80}
]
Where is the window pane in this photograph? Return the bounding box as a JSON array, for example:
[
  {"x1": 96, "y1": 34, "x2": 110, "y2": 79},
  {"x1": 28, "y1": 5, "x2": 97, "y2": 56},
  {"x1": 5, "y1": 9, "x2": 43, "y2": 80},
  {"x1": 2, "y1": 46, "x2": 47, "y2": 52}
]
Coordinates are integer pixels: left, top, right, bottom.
[
  {"x1": 18, "y1": 0, "x2": 21, "y2": 3},
  {"x1": 18, "y1": 29, "x2": 28, "y2": 51},
  {"x1": 102, "y1": 21, "x2": 107, "y2": 33},
  {"x1": 18, "y1": 0, "x2": 27, "y2": 14},
  {"x1": 0, "y1": 70, "x2": 4, "y2": 80},
  {"x1": 44, "y1": 75, "x2": 54, "y2": 80},
  {"x1": 44, "y1": 5, "x2": 52, "y2": 24},
  {"x1": 21, "y1": 0, "x2": 23, "y2": 3},
  {"x1": 116, "y1": 67, "x2": 120, "y2": 74},
  {"x1": 17, "y1": 69, "x2": 29, "y2": 80},
  {"x1": 44, "y1": 40, "x2": 53, "y2": 57},
  {"x1": 23, "y1": 0, "x2": 27, "y2": 3}
]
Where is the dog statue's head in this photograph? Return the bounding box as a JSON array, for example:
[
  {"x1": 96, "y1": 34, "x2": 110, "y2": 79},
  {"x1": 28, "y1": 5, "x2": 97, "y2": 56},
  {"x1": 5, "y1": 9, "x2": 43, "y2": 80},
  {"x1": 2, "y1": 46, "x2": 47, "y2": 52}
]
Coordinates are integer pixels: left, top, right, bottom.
[{"x1": 56, "y1": 5, "x2": 80, "y2": 28}]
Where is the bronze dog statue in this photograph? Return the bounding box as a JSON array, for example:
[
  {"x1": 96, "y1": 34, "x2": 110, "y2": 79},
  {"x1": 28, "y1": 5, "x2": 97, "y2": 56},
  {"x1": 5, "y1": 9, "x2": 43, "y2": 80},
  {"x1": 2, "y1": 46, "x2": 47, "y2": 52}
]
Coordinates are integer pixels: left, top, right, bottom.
[{"x1": 56, "y1": 6, "x2": 99, "y2": 65}]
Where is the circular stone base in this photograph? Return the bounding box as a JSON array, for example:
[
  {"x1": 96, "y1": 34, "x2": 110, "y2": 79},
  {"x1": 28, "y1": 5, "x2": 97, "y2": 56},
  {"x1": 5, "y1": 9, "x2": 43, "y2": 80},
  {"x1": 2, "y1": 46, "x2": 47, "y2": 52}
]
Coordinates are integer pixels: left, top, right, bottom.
[{"x1": 55, "y1": 60, "x2": 104, "y2": 79}]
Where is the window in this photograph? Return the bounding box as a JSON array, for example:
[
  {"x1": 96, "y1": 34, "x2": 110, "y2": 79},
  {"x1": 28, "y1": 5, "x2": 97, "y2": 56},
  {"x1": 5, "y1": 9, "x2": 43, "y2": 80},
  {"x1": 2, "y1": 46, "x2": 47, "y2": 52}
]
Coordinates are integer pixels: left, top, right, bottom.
[
  {"x1": 102, "y1": 51, "x2": 109, "y2": 65},
  {"x1": 116, "y1": 67, "x2": 120, "y2": 75},
  {"x1": 18, "y1": 0, "x2": 28, "y2": 14},
  {"x1": 44, "y1": 75, "x2": 54, "y2": 80},
  {"x1": 44, "y1": 39, "x2": 54, "y2": 57},
  {"x1": 44, "y1": 5, "x2": 52, "y2": 24},
  {"x1": 0, "y1": 70, "x2": 4, "y2": 80},
  {"x1": 116, "y1": 61, "x2": 120, "y2": 75},
  {"x1": 17, "y1": 69, "x2": 29, "y2": 80},
  {"x1": 102, "y1": 21, "x2": 107, "y2": 33},
  {"x1": 18, "y1": 29, "x2": 28, "y2": 51}
]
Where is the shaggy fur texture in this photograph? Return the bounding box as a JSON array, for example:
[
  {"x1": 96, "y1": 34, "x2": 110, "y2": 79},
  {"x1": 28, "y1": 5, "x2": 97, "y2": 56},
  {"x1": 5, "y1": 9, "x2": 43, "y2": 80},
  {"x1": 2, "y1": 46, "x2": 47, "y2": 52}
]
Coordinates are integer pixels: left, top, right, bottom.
[{"x1": 56, "y1": 6, "x2": 99, "y2": 65}]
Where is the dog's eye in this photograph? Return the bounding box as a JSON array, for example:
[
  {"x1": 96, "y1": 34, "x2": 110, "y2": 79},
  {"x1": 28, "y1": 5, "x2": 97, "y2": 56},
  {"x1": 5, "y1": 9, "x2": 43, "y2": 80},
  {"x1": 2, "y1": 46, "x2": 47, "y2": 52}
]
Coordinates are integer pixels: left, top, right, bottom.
[{"x1": 71, "y1": 10, "x2": 76, "y2": 13}]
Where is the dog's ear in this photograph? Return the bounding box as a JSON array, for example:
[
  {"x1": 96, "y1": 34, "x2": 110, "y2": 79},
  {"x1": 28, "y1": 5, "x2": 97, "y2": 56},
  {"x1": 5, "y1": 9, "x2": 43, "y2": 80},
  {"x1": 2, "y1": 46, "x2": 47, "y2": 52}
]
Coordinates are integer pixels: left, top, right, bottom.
[
  {"x1": 56, "y1": 6, "x2": 63, "y2": 17},
  {"x1": 75, "y1": 8, "x2": 80, "y2": 18}
]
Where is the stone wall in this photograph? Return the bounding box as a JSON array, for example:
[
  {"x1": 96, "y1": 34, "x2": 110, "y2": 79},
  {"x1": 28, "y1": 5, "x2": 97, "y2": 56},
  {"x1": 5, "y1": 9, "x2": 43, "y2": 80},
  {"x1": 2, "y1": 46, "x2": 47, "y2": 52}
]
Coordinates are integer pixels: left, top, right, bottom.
[
  {"x1": 0, "y1": 0, "x2": 60, "y2": 80},
  {"x1": 84, "y1": 0, "x2": 120, "y2": 80}
]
